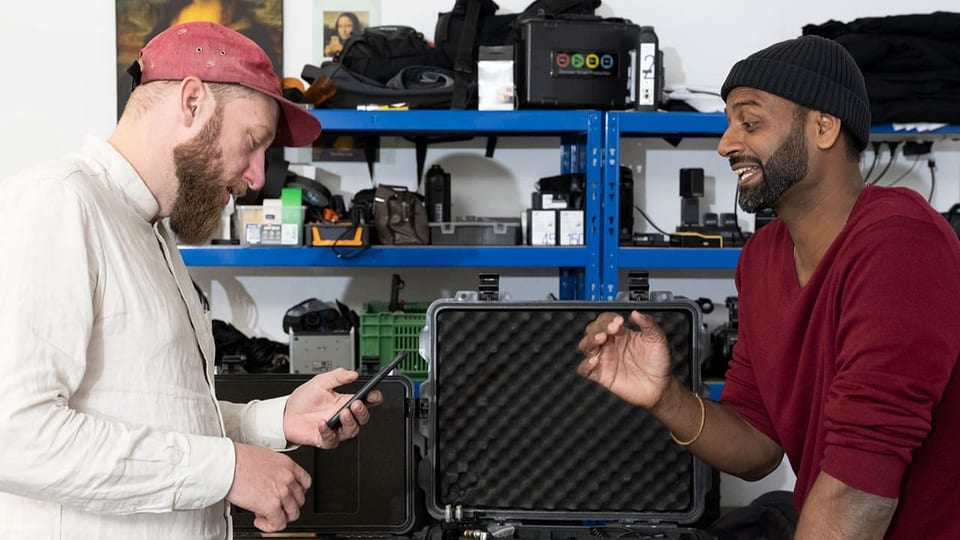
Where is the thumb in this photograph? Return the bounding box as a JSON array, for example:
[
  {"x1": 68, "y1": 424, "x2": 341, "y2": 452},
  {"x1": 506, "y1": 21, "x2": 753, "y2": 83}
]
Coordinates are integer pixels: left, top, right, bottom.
[{"x1": 310, "y1": 368, "x2": 358, "y2": 389}]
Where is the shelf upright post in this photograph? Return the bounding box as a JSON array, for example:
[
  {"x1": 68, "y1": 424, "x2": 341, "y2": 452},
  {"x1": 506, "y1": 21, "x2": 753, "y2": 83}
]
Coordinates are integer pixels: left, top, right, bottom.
[
  {"x1": 559, "y1": 111, "x2": 604, "y2": 300},
  {"x1": 600, "y1": 112, "x2": 622, "y2": 300}
]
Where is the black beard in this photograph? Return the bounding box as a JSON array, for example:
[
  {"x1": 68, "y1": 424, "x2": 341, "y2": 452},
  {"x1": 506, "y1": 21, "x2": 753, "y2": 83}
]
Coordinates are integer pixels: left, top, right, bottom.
[
  {"x1": 170, "y1": 107, "x2": 227, "y2": 245},
  {"x1": 737, "y1": 114, "x2": 809, "y2": 213}
]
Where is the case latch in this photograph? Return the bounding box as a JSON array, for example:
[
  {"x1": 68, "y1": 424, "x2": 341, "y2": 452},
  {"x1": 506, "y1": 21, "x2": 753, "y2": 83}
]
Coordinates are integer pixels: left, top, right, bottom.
[
  {"x1": 627, "y1": 271, "x2": 650, "y2": 301},
  {"x1": 478, "y1": 273, "x2": 500, "y2": 301}
]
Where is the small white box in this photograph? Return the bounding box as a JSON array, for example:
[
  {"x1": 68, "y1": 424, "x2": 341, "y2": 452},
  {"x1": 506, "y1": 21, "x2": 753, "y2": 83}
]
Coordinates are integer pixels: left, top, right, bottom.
[
  {"x1": 559, "y1": 210, "x2": 584, "y2": 246},
  {"x1": 262, "y1": 199, "x2": 283, "y2": 225},
  {"x1": 527, "y1": 209, "x2": 557, "y2": 246}
]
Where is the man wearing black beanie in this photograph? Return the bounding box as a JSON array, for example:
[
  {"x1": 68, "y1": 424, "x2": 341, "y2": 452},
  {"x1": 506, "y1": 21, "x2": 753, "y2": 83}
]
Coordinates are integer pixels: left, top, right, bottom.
[{"x1": 578, "y1": 35, "x2": 960, "y2": 540}]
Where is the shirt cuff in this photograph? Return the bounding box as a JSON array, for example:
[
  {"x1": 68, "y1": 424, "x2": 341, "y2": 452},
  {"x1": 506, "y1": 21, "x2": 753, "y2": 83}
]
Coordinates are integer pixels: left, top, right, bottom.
[
  {"x1": 245, "y1": 396, "x2": 291, "y2": 450},
  {"x1": 175, "y1": 435, "x2": 236, "y2": 510}
]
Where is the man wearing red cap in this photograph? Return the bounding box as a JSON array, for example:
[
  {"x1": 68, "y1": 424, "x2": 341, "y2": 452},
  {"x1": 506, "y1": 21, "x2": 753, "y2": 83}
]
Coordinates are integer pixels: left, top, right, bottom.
[
  {"x1": 578, "y1": 35, "x2": 960, "y2": 539},
  {"x1": 0, "y1": 22, "x2": 369, "y2": 539}
]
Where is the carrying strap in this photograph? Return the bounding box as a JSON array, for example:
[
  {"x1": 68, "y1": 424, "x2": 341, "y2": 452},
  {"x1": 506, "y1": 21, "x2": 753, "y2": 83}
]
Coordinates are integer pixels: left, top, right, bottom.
[
  {"x1": 451, "y1": 0, "x2": 485, "y2": 109},
  {"x1": 520, "y1": 0, "x2": 600, "y2": 18}
]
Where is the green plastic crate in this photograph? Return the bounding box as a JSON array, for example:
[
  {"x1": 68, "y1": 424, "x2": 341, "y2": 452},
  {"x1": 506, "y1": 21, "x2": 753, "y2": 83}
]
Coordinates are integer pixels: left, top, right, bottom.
[{"x1": 359, "y1": 301, "x2": 430, "y2": 381}]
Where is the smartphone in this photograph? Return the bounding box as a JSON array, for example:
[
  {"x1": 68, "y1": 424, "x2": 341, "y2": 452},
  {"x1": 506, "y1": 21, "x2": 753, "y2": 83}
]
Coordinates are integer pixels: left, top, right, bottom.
[{"x1": 326, "y1": 351, "x2": 408, "y2": 429}]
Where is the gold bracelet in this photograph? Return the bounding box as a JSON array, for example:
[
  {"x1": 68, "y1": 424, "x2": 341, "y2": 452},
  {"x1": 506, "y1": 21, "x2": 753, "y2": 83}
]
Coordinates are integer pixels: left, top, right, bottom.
[{"x1": 670, "y1": 392, "x2": 705, "y2": 447}]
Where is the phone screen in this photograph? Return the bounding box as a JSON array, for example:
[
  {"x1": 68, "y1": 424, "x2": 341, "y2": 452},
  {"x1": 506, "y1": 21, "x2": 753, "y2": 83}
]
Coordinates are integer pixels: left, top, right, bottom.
[{"x1": 326, "y1": 351, "x2": 408, "y2": 429}]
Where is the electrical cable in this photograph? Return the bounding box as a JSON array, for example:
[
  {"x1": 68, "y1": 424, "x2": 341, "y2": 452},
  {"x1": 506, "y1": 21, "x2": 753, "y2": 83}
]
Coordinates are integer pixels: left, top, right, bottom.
[
  {"x1": 927, "y1": 159, "x2": 937, "y2": 203},
  {"x1": 886, "y1": 155, "x2": 920, "y2": 187},
  {"x1": 863, "y1": 141, "x2": 881, "y2": 183},
  {"x1": 634, "y1": 206, "x2": 670, "y2": 236},
  {"x1": 870, "y1": 141, "x2": 900, "y2": 185}
]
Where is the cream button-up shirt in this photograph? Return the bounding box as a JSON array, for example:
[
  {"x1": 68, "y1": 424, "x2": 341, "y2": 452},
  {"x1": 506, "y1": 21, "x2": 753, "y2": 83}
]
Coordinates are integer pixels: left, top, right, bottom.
[{"x1": 0, "y1": 137, "x2": 289, "y2": 539}]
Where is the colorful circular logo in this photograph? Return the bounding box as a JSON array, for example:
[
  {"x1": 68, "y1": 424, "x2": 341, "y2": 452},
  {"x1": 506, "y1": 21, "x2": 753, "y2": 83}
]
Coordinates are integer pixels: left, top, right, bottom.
[
  {"x1": 571, "y1": 54, "x2": 585, "y2": 69},
  {"x1": 556, "y1": 53, "x2": 570, "y2": 68}
]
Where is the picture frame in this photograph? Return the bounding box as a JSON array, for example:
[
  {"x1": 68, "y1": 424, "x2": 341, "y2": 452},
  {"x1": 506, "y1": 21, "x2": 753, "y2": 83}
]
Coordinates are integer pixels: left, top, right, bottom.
[
  {"x1": 314, "y1": 0, "x2": 381, "y2": 63},
  {"x1": 115, "y1": 0, "x2": 284, "y2": 119}
]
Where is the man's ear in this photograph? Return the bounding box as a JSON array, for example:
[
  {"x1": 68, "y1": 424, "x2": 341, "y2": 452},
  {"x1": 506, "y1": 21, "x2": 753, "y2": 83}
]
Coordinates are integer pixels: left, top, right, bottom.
[
  {"x1": 813, "y1": 112, "x2": 842, "y2": 150},
  {"x1": 179, "y1": 77, "x2": 206, "y2": 127}
]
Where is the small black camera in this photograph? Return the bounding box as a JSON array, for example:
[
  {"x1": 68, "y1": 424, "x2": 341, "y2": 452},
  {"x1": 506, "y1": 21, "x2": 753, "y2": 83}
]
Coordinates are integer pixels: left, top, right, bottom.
[
  {"x1": 705, "y1": 296, "x2": 739, "y2": 379},
  {"x1": 282, "y1": 298, "x2": 354, "y2": 334}
]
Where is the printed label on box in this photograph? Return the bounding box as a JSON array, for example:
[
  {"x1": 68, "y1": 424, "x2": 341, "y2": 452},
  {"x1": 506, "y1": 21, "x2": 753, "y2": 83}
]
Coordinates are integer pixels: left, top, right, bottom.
[
  {"x1": 261, "y1": 224, "x2": 283, "y2": 244},
  {"x1": 244, "y1": 223, "x2": 262, "y2": 245},
  {"x1": 281, "y1": 224, "x2": 300, "y2": 245}
]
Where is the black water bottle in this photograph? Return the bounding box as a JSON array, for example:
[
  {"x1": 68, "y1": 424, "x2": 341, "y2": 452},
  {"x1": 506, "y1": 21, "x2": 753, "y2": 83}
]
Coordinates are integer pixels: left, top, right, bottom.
[{"x1": 425, "y1": 164, "x2": 451, "y2": 223}]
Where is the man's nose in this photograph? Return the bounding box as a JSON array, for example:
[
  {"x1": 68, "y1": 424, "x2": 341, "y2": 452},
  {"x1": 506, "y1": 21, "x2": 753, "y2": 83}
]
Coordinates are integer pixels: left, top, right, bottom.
[{"x1": 244, "y1": 153, "x2": 266, "y2": 192}]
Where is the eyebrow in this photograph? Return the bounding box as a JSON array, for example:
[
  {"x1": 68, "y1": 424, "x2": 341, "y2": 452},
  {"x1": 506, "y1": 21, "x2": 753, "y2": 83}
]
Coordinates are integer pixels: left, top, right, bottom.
[{"x1": 729, "y1": 99, "x2": 762, "y2": 111}]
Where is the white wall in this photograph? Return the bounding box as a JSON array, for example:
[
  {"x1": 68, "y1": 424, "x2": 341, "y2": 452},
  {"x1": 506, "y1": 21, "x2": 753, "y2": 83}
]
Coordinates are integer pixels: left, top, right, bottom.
[{"x1": 4, "y1": 0, "x2": 959, "y2": 509}]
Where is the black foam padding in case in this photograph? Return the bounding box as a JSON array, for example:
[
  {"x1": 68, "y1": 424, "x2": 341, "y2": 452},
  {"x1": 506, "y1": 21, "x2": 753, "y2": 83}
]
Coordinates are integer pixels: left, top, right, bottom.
[{"x1": 433, "y1": 307, "x2": 695, "y2": 514}]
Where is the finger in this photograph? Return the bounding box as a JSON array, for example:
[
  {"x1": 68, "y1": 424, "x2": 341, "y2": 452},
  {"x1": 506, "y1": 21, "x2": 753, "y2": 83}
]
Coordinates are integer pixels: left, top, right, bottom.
[
  {"x1": 293, "y1": 464, "x2": 312, "y2": 492},
  {"x1": 576, "y1": 354, "x2": 600, "y2": 378},
  {"x1": 291, "y1": 480, "x2": 306, "y2": 508},
  {"x1": 281, "y1": 490, "x2": 301, "y2": 524},
  {"x1": 578, "y1": 325, "x2": 612, "y2": 355},
  {"x1": 337, "y1": 407, "x2": 361, "y2": 439},
  {"x1": 255, "y1": 508, "x2": 286, "y2": 533},
  {"x1": 312, "y1": 367, "x2": 359, "y2": 388},
  {"x1": 630, "y1": 311, "x2": 662, "y2": 336},
  {"x1": 350, "y1": 399, "x2": 371, "y2": 425},
  {"x1": 317, "y1": 420, "x2": 340, "y2": 449},
  {"x1": 604, "y1": 314, "x2": 626, "y2": 335},
  {"x1": 363, "y1": 388, "x2": 384, "y2": 407}
]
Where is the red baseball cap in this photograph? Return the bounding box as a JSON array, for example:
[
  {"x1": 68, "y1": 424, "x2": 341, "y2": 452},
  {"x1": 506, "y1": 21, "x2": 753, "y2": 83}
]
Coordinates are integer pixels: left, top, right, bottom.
[{"x1": 136, "y1": 21, "x2": 321, "y2": 147}]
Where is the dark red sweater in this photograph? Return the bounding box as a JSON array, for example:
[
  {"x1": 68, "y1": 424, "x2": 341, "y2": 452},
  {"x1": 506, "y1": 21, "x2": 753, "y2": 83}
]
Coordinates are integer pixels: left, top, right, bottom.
[{"x1": 721, "y1": 185, "x2": 960, "y2": 538}]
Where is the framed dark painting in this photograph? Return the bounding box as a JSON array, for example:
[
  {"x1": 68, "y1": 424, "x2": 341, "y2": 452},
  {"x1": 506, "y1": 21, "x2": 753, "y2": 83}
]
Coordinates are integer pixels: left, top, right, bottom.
[{"x1": 115, "y1": 0, "x2": 283, "y2": 119}]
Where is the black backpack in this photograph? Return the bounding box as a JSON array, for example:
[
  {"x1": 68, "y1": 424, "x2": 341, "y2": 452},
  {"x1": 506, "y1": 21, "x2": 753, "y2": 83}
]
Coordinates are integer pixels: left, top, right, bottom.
[
  {"x1": 334, "y1": 25, "x2": 450, "y2": 84},
  {"x1": 302, "y1": 62, "x2": 456, "y2": 110}
]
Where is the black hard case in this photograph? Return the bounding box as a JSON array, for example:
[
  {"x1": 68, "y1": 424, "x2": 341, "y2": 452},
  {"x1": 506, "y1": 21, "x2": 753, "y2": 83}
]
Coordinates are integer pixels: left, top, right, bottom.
[
  {"x1": 418, "y1": 294, "x2": 713, "y2": 538},
  {"x1": 215, "y1": 374, "x2": 419, "y2": 535},
  {"x1": 515, "y1": 17, "x2": 640, "y2": 110}
]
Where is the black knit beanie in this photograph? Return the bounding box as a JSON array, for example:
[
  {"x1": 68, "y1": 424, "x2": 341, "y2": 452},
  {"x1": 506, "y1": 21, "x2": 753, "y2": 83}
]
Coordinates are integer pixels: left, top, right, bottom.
[{"x1": 720, "y1": 35, "x2": 871, "y2": 151}]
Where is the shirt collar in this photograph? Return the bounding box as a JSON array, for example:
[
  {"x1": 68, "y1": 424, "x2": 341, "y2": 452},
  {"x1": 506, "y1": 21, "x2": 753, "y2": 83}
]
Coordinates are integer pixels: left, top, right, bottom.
[{"x1": 80, "y1": 136, "x2": 160, "y2": 223}]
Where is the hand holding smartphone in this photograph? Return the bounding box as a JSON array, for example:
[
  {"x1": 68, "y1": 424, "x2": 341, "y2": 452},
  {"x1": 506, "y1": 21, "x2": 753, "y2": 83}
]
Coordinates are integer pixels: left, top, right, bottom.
[{"x1": 326, "y1": 351, "x2": 408, "y2": 429}]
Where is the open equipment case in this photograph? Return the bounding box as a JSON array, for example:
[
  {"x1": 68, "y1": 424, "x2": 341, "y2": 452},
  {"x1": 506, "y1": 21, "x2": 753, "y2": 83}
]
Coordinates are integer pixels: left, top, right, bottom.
[{"x1": 219, "y1": 283, "x2": 715, "y2": 540}]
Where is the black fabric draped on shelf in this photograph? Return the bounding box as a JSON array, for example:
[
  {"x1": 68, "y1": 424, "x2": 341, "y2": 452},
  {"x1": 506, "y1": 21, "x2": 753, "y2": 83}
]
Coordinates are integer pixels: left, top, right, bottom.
[{"x1": 803, "y1": 12, "x2": 960, "y2": 124}]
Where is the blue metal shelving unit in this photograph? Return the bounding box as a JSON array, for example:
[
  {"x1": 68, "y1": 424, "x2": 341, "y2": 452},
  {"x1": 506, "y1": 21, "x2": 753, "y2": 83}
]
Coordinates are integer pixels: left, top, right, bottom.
[
  {"x1": 183, "y1": 110, "x2": 954, "y2": 301},
  {"x1": 182, "y1": 109, "x2": 606, "y2": 300}
]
